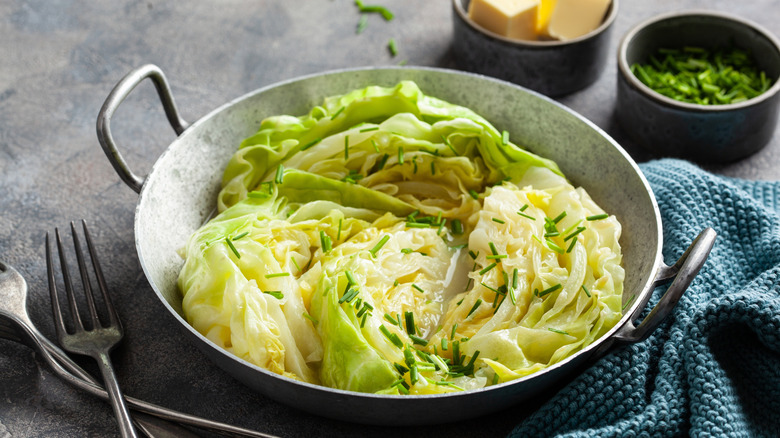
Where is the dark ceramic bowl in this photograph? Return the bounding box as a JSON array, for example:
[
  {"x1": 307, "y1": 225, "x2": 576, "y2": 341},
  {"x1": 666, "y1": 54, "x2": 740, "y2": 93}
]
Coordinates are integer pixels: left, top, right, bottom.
[
  {"x1": 451, "y1": 0, "x2": 618, "y2": 97},
  {"x1": 616, "y1": 10, "x2": 780, "y2": 163}
]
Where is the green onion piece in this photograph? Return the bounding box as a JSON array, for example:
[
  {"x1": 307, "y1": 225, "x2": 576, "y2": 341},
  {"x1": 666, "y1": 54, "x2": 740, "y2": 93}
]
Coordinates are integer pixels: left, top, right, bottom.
[
  {"x1": 468, "y1": 189, "x2": 479, "y2": 200},
  {"x1": 548, "y1": 327, "x2": 569, "y2": 335},
  {"x1": 275, "y1": 164, "x2": 284, "y2": 184},
  {"x1": 263, "y1": 290, "x2": 284, "y2": 299},
  {"x1": 360, "y1": 126, "x2": 379, "y2": 132},
  {"x1": 480, "y1": 282, "x2": 501, "y2": 295},
  {"x1": 410, "y1": 334, "x2": 428, "y2": 346},
  {"x1": 587, "y1": 213, "x2": 609, "y2": 221},
  {"x1": 412, "y1": 283, "x2": 425, "y2": 293},
  {"x1": 339, "y1": 287, "x2": 360, "y2": 304},
  {"x1": 264, "y1": 272, "x2": 290, "y2": 279},
  {"x1": 512, "y1": 268, "x2": 518, "y2": 289},
  {"x1": 501, "y1": 130, "x2": 509, "y2": 145},
  {"x1": 581, "y1": 284, "x2": 592, "y2": 297},
  {"x1": 302, "y1": 312, "x2": 318, "y2": 324},
  {"x1": 517, "y1": 211, "x2": 535, "y2": 220},
  {"x1": 404, "y1": 311, "x2": 417, "y2": 335},
  {"x1": 344, "y1": 136, "x2": 350, "y2": 160},
  {"x1": 356, "y1": 14, "x2": 368, "y2": 34},
  {"x1": 225, "y1": 237, "x2": 240, "y2": 258},
  {"x1": 401, "y1": 248, "x2": 413, "y2": 254},
  {"x1": 369, "y1": 235, "x2": 390, "y2": 257},
  {"x1": 486, "y1": 254, "x2": 507, "y2": 260},
  {"x1": 546, "y1": 239, "x2": 565, "y2": 254},
  {"x1": 489, "y1": 242, "x2": 499, "y2": 256},
  {"x1": 451, "y1": 323, "x2": 458, "y2": 340},
  {"x1": 384, "y1": 313, "x2": 399, "y2": 326},
  {"x1": 466, "y1": 299, "x2": 482, "y2": 318},
  {"x1": 291, "y1": 256, "x2": 302, "y2": 274},
  {"x1": 387, "y1": 38, "x2": 398, "y2": 57},
  {"x1": 468, "y1": 250, "x2": 478, "y2": 260},
  {"x1": 320, "y1": 230, "x2": 332, "y2": 252},
  {"x1": 441, "y1": 135, "x2": 458, "y2": 156},
  {"x1": 232, "y1": 231, "x2": 249, "y2": 240},
  {"x1": 355, "y1": 0, "x2": 394, "y2": 21},
  {"x1": 478, "y1": 263, "x2": 497, "y2": 275},
  {"x1": 537, "y1": 283, "x2": 562, "y2": 297},
  {"x1": 450, "y1": 219, "x2": 463, "y2": 235},
  {"x1": 492, "y1": 217, "x2": 506, "y2": 224},
  {"x1": 430, "y1": 161, "x2": 436, "y2": 175},
  {"x1": 552, "y1": 211, "x2": 567, "y2": 224},
  {"x1": 405, "y1": 222, "x2": 430, "y2": 228},
  {"x1": 566, "y1": 238, "x2": 577, "y2": 253},
  {"x1": 519, "y1": 203, "x2": 529, "y2": 212},
  {"x1": 380, "y1": 325, "x2": 404, "y2": 349},
  {"x1": 331, "y1": 106, "x2": 345, "y2": 120},
  {"x1": 300, "y1": 138, "x2": 322, "y2": 151},
  {"x1": 441, "y1": 338, "x2": 448, "y2": 351},
  {"x1": 377, "y1": 153, "x2": 389, "y2": 170},
  {"x1": 345, "y1": 270, "x2": 357, "y2": 286},
  {"x1": 564, "y1": 226, "x2": 586, "y2": 241},
  {"x1": 397, "y1": 146, "x2": 404, "y2": 164},
  {"x1": 622, "y1": 294, "x2": 637, "y2": 311}
]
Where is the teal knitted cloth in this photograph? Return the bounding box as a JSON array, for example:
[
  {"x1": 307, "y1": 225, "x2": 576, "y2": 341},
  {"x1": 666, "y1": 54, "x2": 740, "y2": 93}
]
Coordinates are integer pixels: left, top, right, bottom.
[{"x1": 509, "y1": 159, "x2": 780, "y2": 438}]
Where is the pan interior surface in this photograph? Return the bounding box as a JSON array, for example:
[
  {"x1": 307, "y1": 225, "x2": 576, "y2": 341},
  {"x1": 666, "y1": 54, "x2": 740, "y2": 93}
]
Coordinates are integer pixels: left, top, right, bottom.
[{"x1": 133, "y1": 67, "x2": 662, "y2": 424}]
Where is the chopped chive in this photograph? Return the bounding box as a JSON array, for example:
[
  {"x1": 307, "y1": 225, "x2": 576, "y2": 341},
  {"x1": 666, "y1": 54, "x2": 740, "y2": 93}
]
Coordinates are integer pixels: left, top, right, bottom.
[
  {"x1": 441, "y1": 135, "x2": 458, "y2": 156},
  {"x1": 450, "y1": 219, "x2": 463, "y2": 235},
  {"x1": 486, "y1": 254, "x2": 507, "y2": 260},
  {"x1": 566, "y1": 238, "x2": 577, "y2": 253},
  {"x1": 380, "y1": 325, "x2": 404, "y2": 349},
  {"x1": 359, "y1": 312, "x2": 369, "y2": 328},
  {"x1": 512, "y1": 268, "x2": 518, "y2": 289},
  {"x1": 489, "y1": 242, "x2": 499, "y2": 256},
  {"x1": 622, "y1": 294, "x2": 637, "y2": 311},
  {"x1": 344, "y1": 136, "x2": 350, "y2": 160},
  {"x1": 480, "y1": 282, "x2": 501, "y2": 294},
  {"x1": 546, "y1": 239, "x2": 565, "y2": 254},
  {"x1": 519, "y1": 203, "x2": 529, "y2": 212},
  {"x1": 468, "y1": 250, "x2": 478, "y2": 260},
  {"x1": 401, "y1": 248, "x2": 413, "y2": 254},
  {"x1": 300, "y1": 138, "x2": 322, "y2": 151},
  {"x1": 492, "y1": 217, "x2": 506, "y2": 224},
  {"x1": 581, "y1": 284, "x2": 591, "y2": 297},
  {"x1": 393, "y1": 279, "x2": 400, "y2": 287},
  {"x1": 370, "y1": 235, "x2": 390, "y2": 257},
  {"x1": 517, "y1": 211, "x2": 536, "y2": 220},
  {"x1": 468, "y1": 189, "x2": 479, "y2": 200},
  {"x1": 410, "y1": 334, "x2": 428, "y2": 346},
  {"x1": 377, "y1": 153, "x2": 389, "y2": 170},
  {"x1": 408, "y1": 210, "x2": 419, "y2": 221},
  {"x1": 552, "y1": 211, "x2": 567, "y2": 224},
  {"x1": 264, "y1": 272, "x2": 290, "y2": 279},
  {"x1": 263, "y1": 290, "x2": 284, "y2": 299},
  {"x1": 409, "y1": 364, "x2": 419, "y2": 384},
  {"x1": 232, "y1": 231, "x2": 249, "y2": 240},
  {"x1": 398, "y1": 147, "x2": 404, "y2": 164},
  {"x1": 452, "y1": 341, "x2": 461, "y2": 365},
  {"x1": 320, "y1": 230, "x2": 332, "y2": 252},
  {"x1": 337, "y1": 218, "x2": 343, "y2": 240},
  {"x1": 388, "y1": 38, "x2": 399, "y2": 57},
  {"x1": 412, "y1": 156, "x2": 418, "y2": 173},
  {"x1": 537, "y1": 283, "x2": 562, "y2": 297},
  {"x1": 405, "y1": 222, "x2": 430, "y2": 228},
  {"x1": 345, "y1": 270, "x2": 357, "y2": 286},
  {"x1": 430, "y1": 161, "x2": 436, "y2": 175},
  {"x1": 564, "y1": 226, "x2": 586, "y2": 241},
  {"x1": 466, "y1": 299, "x2": 483, "y2": 318},
  {"x1": 225, "y1": 237, "x2": 240, "y2": 258},
  {"x1": 404, "y1": 311, "x2": 417, "y2": 335},
  {"x1": 478, "y1": 263, "x2": 497, "y2": 275},
  {"x1": 331, "y1": 106, "x2": 345, "y2": 120},
  {"x1": 412, "y1": 283, "x2": 425, "y2": 293},
  {"x1": 356, "y1": 14, "x2": 368, "y2": 33},
  {"x1": 302, "y1": 312, "x2": 318, "y2": 324},
  {"x1": 548, "y1": 327, "x2": 569, "y2": 335},
  {"x1": 441, "y1": 338, "x2": 448, "y2": 351},
  {"x1": 291, "y1": 256, "x2": 302, "y2": 273},
  {"x1": 355, "y1": 0, "x2": 394, "y2": 20},
  {"x1": 339, "y1": 287, "x2": 360, "y2": 304},
  {"x1": 501, "y1": 130, "x2": 509, "y2": 145},
  {"x1": 587, "y1": 213, "x2": 609, "y2": 221},
  {"x1": 384, "y1": 313, "x2": 399, "y2": 326},
  {"x1": 451, "y1": 323, "x2": 458, "y2": 339},
  {"x1": 360, "y1": 126, "x2": 379, "y2": 132},
  {"x1": 275, "y1": 164, "x2": 284, "y2": 184},
  {"x1": 370, "y1": 139, "x2": 381, "y2": 154}
]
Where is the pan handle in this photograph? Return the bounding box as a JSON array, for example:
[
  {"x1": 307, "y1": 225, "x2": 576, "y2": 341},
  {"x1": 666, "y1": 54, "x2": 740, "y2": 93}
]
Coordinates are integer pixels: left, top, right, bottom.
[
  {"x1": 96, "y1": 64, "x2": 190, "y2": 194},
  {"x1": 612, "y1": 227, "x2": 716, "y2": 344}
]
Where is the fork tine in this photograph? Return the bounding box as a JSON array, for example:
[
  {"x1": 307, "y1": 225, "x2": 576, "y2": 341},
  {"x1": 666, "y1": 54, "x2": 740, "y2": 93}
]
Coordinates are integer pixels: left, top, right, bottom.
[
  {"x1": 54, "y1": 227, "x2": 84, "y2": 332},
  {"x1": 80, "y1": 220, "x2": 119, "y2": 327},
  {"x1": 70, "y1": 221, "x2": 102, "y2": 329},
  {"x1": 46, "y1": 231, "x2": 68, "y2": 337}
]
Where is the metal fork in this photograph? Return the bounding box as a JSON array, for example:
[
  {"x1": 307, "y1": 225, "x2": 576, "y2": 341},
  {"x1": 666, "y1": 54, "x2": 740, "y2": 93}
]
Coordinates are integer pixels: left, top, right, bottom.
[{"x1": 47, "y1": 220, "x2": 138, "y2": 438}]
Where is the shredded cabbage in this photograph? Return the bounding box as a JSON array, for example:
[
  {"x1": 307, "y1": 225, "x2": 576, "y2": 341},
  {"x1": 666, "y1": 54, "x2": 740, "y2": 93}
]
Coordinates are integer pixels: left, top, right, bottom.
[{"x1": 178, "y1": 81, "x2": 624, "y2": 394}]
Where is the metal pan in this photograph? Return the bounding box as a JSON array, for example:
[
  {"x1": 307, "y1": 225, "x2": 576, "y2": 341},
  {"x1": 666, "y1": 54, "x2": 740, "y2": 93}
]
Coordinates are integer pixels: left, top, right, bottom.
[{"x1": 97, "y1": 64, "x2": 715, "y2": 426}]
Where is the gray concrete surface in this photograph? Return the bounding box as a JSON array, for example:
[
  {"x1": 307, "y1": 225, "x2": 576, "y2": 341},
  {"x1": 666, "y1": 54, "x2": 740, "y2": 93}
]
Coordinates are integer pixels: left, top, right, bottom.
[{"x1": 0, "y1": 1, "x2": 777, "y2": 437}]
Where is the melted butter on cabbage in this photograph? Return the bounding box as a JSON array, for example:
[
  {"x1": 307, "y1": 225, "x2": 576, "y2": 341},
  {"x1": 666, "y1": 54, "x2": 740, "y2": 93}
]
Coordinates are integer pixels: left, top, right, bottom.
[{"x1": 177, "y1": 81, "x2": 624, "y2": 394}]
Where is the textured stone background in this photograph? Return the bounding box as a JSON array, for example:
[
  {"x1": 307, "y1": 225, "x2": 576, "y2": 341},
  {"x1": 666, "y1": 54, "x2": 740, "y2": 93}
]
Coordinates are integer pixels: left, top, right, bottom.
[{"x1": 0, "y1": 1, "x2": 777, "y2": 437}]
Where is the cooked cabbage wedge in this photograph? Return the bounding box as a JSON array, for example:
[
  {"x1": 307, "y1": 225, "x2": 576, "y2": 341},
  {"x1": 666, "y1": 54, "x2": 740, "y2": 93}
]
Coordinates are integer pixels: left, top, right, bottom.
[{"x1": 178, "y1": 81, "x2": 624, "y2": 394}]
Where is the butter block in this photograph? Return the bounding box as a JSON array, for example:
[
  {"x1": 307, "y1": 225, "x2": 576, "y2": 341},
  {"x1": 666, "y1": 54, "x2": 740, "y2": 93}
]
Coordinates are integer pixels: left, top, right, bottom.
[
  {"x1": 545, "y1": 0, "x2": 610, "y2": 40},
  {"x1": 468, "y1": 0, "x2": 540, "y2": 41}
]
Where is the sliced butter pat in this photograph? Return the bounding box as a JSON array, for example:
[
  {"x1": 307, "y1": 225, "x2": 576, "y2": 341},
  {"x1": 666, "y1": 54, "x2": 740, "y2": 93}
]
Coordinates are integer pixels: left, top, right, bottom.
[
  {"x1": 535, "y1": 0, "x2": 557, "y2": 34},
  {"x1": 468, "y1": 0, "x2": 540, "y2": 41},
  {"x1": 545, "y1": 0, "x2": 610, "y2": 40}
]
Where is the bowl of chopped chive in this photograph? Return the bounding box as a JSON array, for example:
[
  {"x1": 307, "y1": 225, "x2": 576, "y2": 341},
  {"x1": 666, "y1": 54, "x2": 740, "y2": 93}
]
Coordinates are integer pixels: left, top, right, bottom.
[
  {"x1": 451, "y1": 0, "x2": 619, "y2": 97},
  {"x1": 616, "y1": 10, "x2": 780, "y2": 163}
]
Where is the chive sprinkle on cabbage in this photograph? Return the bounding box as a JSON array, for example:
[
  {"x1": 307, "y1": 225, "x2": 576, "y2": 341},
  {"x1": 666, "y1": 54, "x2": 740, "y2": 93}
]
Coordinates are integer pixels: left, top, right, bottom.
[{"x1": 177, "y1": 81, "x2": 624, "y2": 395}]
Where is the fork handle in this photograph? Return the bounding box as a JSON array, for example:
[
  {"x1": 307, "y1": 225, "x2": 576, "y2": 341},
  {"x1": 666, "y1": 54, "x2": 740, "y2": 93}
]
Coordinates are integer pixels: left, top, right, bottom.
[{"x1": 94, "y1": 351, "x2": 140, "y2": 438}]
